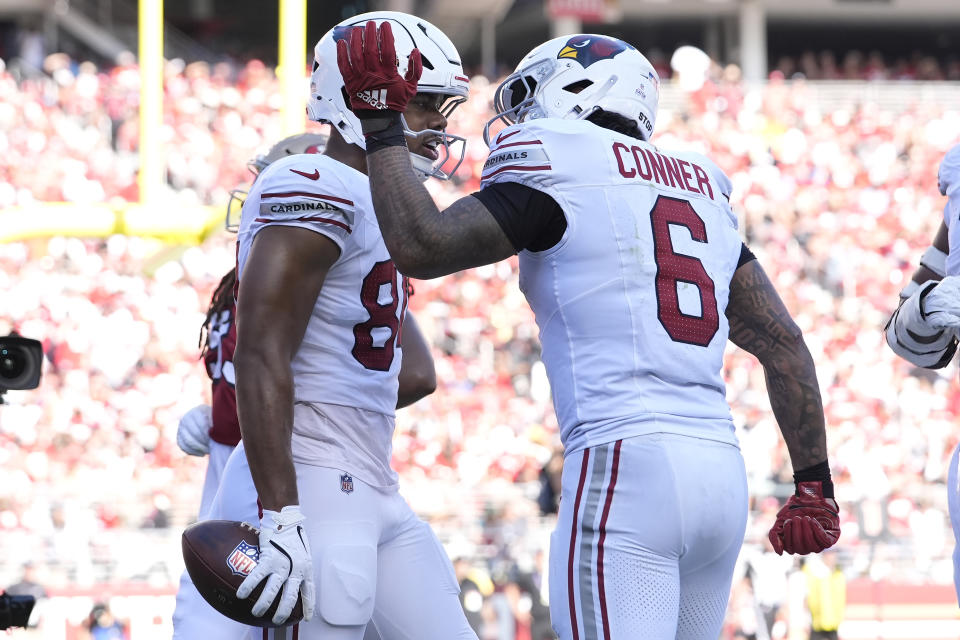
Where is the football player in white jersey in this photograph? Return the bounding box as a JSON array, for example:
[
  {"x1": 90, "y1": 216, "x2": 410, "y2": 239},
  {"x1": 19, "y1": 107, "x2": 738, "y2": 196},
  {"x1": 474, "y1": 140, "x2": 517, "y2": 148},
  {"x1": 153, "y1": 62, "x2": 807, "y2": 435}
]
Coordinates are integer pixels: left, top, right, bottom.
[
  {"x1": 338, "y1": 27, "x2": 840, "y2": 639},
  {"x1": 885, "y1": 142, "x2": 960, "y2": 604},
  {"x1": 223, "y1": 11, "x2": 478, "y2": 639},
  {"x1": 172, "y1": 134, "x2": 330, "y2": 638}
]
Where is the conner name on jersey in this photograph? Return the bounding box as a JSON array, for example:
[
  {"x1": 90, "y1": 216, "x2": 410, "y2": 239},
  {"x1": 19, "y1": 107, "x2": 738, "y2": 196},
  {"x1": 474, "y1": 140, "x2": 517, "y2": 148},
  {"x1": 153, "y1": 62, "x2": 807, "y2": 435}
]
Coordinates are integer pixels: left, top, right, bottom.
[{"x1": 612, "y1": 142, "x2": 716, "y2": 200}]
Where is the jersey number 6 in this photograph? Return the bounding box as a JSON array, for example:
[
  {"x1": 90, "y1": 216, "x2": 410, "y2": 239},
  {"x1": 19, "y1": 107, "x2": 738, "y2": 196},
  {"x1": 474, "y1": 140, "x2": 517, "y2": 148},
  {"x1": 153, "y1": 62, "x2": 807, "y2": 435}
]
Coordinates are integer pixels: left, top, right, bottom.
[{"x1": 650, "y1": 196, "x2": 719, "y2": 347}]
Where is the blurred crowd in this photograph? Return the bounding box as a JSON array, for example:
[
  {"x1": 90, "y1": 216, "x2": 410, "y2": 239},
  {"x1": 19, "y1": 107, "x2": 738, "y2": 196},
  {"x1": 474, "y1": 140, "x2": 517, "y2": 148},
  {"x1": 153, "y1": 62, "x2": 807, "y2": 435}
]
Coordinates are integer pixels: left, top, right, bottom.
[
  {"x1": 1, "y1": 51, "x2": 960, "y2": 639},
  {"x1": 770, "y1": 50, "x2": 960, "y2": 82}
]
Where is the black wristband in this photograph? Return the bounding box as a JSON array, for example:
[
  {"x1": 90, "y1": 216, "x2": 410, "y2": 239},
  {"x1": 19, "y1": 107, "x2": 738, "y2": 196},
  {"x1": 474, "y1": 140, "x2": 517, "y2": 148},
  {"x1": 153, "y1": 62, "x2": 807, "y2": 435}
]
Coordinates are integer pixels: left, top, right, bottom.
[
  {"x1": 360, "y1": 110, "x2": 406, "y2": 153},
  {"x1": 794, "y1": 460, "x2": 834, "y2": 499}
]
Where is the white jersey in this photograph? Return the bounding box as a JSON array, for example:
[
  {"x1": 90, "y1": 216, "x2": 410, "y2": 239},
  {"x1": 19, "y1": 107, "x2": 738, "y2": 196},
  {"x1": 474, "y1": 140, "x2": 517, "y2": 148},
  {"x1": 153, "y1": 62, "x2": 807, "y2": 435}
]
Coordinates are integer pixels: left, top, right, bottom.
[
  {"x1": 481, "y1": 119, "x2": 742, "y2": 453},
  {"x1": 940, "y1": 144, "x2": 960, "y2": 276},
  {"x1": 236, "y1": 153, "x2": 407, "y2": 486}
]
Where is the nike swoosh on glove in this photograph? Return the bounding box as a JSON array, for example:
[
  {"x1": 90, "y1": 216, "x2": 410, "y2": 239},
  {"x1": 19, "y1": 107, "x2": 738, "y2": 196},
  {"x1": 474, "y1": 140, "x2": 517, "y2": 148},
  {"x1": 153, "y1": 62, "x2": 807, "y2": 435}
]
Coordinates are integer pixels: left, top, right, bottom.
[
  {"x1": 922, "y1": 275, "x2": 960, "y2": 329},
  {"x1": 336, "y1": 20, "x2": 422, "y2": 114},
  {"x1": 237, "y1": 506, "x2": 316, "y2": 624},
  {"x1": 768, "y1": 481, "x2": 840, "y2": 555},
  {"x1": 176, "y1": 404, "x2": 212, "y2": 456}
]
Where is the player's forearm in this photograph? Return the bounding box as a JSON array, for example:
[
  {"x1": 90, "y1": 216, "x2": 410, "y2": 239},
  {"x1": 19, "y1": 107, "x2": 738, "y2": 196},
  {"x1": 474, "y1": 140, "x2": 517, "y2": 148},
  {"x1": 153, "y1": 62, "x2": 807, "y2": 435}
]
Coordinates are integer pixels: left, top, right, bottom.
[
  {"x1": 759, "y1": 344, "x2": 828, "y2": 471},
  {"x1": 366, "y1": 146, "x2": 442, "y2": 278},
  {"x1": 726, "y1": 260, "x2": 828, "y2": 471},
  {"x1": 235, "y1": 349, "x2": 299, "y2": 510}
]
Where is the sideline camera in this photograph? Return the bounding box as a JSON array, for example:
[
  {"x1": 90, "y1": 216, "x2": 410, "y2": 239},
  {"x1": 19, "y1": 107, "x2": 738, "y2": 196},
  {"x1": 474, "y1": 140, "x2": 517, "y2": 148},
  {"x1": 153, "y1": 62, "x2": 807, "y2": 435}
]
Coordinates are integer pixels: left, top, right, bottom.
[
  {"x1": 0, "y1": 333, "x2": 43, "y2": 399},
  {"x1": 0, "y1": 593, "x2": 36, "y2": 630}
]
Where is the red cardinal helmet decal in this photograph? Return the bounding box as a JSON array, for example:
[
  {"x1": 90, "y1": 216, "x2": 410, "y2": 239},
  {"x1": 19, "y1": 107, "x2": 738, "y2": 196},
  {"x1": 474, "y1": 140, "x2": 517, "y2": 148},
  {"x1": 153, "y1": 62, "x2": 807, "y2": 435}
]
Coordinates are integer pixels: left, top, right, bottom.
[{"x1": 557, "y1": 35, "x2": 633, "y2": 68}]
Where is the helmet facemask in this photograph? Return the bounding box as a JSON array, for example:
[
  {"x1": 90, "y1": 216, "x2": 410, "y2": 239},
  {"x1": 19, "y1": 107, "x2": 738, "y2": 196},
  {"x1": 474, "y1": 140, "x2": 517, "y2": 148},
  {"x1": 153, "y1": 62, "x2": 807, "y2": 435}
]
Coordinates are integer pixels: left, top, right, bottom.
[{"x1": 403, "y1": 92, "x2": 467, "y2": 181}]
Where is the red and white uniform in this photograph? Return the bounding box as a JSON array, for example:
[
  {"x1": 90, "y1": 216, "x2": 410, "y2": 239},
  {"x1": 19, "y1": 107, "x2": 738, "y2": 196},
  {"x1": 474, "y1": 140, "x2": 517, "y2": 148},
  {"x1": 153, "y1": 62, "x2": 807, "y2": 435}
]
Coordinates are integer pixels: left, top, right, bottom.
[
  {"x1": 205, "y1": 304, "x2": 241, "y2": 447},
  {"x1": 481, "y1": 119, "x2": 748, "y2": 640},
  {"x1": 222, "y1": 153, "x2": 473, "y2": 640}
]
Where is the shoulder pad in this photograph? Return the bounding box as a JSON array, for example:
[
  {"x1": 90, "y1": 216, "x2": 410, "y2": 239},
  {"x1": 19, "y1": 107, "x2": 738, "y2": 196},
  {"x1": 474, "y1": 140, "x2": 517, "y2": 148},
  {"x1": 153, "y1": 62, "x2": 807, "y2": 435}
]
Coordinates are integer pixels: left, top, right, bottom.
[
  {"x1": 679, "y1": 151, "x2": 733, "y2": 201},
  {"x1": 253, "y1": 155, "x2": 357, "y2": 240},
  {"x1": 668, "y1": 149, "x2": 737, "y2": 229}
]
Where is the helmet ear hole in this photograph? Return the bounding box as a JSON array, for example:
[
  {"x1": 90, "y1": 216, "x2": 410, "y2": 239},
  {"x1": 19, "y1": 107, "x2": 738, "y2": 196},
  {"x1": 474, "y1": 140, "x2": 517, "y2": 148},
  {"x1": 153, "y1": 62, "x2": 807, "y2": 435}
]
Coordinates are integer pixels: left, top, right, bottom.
[{"x1": 562, "y1": 79, "x2": 593, "y2": 94}]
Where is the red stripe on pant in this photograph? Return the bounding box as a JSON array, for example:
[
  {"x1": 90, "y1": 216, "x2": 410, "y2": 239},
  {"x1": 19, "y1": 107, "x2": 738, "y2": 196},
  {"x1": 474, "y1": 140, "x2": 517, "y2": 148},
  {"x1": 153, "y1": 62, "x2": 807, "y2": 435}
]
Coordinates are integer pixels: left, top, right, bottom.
[
  {"x1": 567, "y1": 449, "x2": 591, "y2": 640},
  {"x1": 596, "y1": 440, "x2": 622, "y2": 640}
]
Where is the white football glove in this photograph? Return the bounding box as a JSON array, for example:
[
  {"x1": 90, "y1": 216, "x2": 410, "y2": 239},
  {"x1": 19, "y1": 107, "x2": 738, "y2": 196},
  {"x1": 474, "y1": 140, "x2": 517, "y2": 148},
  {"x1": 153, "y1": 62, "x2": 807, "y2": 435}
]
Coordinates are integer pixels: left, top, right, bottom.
[
  {"x1": 176, "y1": 404, "x2": 212, "y2": 456},
  {"x1": 923, "y1": 275, "x2": 960, "y2": 329},
  {"x1": 237, "y1": 505, "x2": 316, "y2": 624}
]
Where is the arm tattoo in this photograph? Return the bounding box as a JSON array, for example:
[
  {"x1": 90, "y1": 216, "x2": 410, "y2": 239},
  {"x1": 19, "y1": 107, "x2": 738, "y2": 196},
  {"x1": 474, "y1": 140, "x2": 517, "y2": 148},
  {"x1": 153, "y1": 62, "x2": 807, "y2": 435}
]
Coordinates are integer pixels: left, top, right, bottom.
[
  {"x1": 726, "y1": 260, "x2": 828, "y2": 471},
  {"x1": 366, "y1": 146, "x2": 515, "y2": 279}
]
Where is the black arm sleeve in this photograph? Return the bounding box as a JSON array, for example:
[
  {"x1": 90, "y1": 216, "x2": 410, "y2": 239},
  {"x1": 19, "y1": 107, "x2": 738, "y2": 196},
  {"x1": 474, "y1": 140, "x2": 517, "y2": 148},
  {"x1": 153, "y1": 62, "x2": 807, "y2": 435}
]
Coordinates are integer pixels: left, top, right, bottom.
[
  {"x1": 471, "y1": 182, "x2": 567, "y2": 253},
  {"x1": 737, "y1": 242, "x2": 756, "y2": 269}
]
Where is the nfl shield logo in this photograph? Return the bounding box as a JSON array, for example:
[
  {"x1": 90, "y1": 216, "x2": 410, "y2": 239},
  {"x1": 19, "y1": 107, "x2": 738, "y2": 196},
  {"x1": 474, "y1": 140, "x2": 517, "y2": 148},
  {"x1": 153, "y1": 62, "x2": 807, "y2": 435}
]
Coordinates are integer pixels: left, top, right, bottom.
[
  {"x1": 226, "y1": 540, "x2": 259, "y2": 576},
  {"x1": 340, "y1": 473, "x2": 354, "y2": 494}
]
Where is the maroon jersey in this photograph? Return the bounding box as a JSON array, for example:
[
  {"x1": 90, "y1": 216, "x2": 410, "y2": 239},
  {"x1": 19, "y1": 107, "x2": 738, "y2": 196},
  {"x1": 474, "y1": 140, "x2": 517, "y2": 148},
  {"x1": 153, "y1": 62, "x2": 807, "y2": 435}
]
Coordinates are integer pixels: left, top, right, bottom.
[{"x1": 203, "y1": 303, "x2": 241, "y2": 446}]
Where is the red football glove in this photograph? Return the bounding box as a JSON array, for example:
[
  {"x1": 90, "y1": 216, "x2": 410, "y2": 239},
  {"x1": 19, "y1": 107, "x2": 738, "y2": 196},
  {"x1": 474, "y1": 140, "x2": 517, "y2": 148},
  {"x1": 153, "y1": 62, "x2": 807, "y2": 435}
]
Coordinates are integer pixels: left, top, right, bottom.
[
  {"x1": 335, "y1": 21, "x2": 422, "y2": 115},
  {"x1": 768, "y1": 481, "x2": 840, "y2": 555}
]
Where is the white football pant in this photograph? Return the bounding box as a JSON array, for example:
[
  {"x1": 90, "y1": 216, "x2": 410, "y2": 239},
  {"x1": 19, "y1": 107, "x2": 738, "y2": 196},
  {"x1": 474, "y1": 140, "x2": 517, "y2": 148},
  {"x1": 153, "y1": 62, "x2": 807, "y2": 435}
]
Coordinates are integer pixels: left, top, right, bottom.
[
  {"x1": 549, "y1": 433, "x2": 748, "y2": 640},
  {"x1": 172, "y1": 441, "x2": 474, "y2": 640},
  {"x1": 255, "y1": 459, "x2": 476, "y2": 640}
]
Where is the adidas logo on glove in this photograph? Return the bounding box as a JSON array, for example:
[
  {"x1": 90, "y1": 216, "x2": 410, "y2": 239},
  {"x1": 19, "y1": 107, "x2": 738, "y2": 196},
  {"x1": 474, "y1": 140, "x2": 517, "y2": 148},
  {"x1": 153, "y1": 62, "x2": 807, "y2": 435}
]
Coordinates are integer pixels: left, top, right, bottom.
[{"x1": 356, "y1": 89, "x2": 388, "y2": 110}]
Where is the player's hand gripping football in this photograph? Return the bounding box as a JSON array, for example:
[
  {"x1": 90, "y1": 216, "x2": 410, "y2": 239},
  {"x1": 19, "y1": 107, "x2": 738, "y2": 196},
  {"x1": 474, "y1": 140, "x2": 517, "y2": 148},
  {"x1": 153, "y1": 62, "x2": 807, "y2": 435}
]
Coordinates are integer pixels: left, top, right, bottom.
[
  {"x1": 922, "y1": 275, "x2": 960, "y2": 330},
  {"x1": 336, "y1": 20, "x2": 422, "y2": 115},
  {"x1": 237, "y1": 506, "x2": 316, "y2": 624},
  {"x1": 176, "y1": 404, "x2": 212, "y2": 456},
  {"x1": 768, "y1": 481, "x2": 840, "y2": 555}
]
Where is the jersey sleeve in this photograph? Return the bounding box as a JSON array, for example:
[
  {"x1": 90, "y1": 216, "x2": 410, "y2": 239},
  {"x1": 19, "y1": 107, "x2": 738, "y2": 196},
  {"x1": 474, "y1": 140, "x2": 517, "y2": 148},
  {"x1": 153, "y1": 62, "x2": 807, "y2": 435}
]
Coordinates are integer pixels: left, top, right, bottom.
[
  {"x1": 471, "y1": 182, "x2": 566, "y2": 252},
  {"x1": 249, "y1": 157, "x2": 357, "y2": 252},
  {"x1": 480, "y1": 123, "x2": 555, "y2": 190}
]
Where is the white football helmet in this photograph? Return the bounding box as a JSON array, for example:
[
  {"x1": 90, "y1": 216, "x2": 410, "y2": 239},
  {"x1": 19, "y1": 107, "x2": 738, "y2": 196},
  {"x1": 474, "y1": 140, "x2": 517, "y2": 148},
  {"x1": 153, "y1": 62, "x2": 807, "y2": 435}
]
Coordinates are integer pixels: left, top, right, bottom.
[
  {"x1": 484, "y1": 34, "x2": 660, "y2": 146},
  {"x1": 226, "y1": 132, "x2": 328, "y2": 232},
  {"x1": 308, "y1": 11, "x2": 470, "y2": 180}
]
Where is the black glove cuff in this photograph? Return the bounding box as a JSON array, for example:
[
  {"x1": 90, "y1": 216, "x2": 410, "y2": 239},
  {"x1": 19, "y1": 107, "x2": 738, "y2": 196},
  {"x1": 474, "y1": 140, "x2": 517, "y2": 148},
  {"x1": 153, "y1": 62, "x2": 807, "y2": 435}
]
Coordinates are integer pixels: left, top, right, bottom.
[
  {"x1": 361, "y1": 111, "x2": 406, "y2": 153},
  {"x1": 358, "y1": 108, "x2": 400, "y2": 129},
  {"x1": 794, "y1": 460, "x2": 834, "y2": 499}
]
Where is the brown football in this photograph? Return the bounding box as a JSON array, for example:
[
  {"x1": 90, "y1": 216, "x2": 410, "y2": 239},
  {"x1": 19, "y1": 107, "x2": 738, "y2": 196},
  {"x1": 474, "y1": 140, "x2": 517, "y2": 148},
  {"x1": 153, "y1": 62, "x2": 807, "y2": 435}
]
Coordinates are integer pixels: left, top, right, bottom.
[{"x1": 181, "y1": 519, "x2": 304, "y2": 628}]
